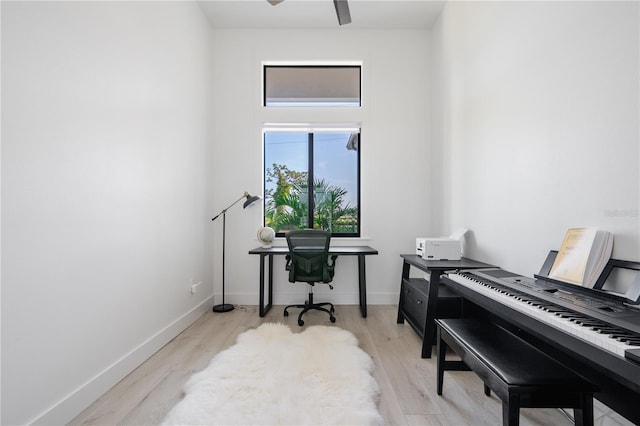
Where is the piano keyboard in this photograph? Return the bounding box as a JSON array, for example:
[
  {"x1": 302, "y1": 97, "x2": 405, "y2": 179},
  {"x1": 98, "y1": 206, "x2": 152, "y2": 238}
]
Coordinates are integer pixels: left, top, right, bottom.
[{"x1": 448, "y1": 271, "x2": 640, "y2": 358}]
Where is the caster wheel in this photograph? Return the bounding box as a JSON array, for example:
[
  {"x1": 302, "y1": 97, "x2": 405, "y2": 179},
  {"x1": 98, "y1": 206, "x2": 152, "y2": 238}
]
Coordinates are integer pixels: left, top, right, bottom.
[
  {"x1": 330, "y1": 316, "x2": 336, "y2": 323},
  {"x1": 284, "y1": 311, "x2": 289, "y2": 317},
  {"x1": 298, "y1": 319, "x2": 304, "y2": 326}
]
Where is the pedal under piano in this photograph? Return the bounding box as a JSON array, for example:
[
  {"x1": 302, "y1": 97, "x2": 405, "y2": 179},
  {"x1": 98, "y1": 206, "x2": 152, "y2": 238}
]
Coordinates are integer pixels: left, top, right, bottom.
[{"x1": 442, "y1": 252, "x2": 640, "y2": 424}]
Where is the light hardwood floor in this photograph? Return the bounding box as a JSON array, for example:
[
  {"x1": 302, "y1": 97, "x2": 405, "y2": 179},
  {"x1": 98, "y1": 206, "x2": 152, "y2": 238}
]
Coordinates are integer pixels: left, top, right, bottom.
[{"x1": 70, "y1": 305, "x2": 631, "y2": 426}]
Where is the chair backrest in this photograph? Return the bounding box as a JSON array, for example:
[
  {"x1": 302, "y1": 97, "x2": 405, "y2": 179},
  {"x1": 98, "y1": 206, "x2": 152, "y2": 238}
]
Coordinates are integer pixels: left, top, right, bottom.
[{"x1": 285, "y1": 229, "x2": 334, "y2": 284}]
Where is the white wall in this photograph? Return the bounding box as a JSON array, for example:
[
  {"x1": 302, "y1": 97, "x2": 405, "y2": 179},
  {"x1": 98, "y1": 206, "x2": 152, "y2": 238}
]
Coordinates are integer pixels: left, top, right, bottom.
[
  {"x1": 210, "y1": 29, "x2": 432, "y2": 306},
  {"x1": 1, "y1": 2, "x2": 214, "y2": 424},
  {"x1": 431, "y1": 1, "x2": 640, "y2": 276}
]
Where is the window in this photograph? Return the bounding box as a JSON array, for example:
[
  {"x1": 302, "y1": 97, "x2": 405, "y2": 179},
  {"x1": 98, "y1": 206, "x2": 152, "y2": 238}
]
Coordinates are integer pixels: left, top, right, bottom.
[
  {"x1": 263, "y1": 128, "x2": 360, "y2": 237},
  {"x1": 261, "y1": 63, "x2": 362, "y2": 237},
  {"x1": 263, "y1": 65, "x2": 361, "y2": 107}
]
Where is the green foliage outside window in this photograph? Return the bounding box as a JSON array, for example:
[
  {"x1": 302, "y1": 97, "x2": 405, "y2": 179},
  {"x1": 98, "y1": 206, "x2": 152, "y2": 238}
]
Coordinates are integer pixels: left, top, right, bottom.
[{"x1": 265, "y1": 164, "x2": 358, "y2": 234}]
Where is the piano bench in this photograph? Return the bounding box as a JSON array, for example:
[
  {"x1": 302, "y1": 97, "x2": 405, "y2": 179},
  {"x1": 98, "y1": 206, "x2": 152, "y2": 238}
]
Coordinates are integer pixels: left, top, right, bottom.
[{"x1": 435, "y1": 318, "x2": 598, "y2": 426}]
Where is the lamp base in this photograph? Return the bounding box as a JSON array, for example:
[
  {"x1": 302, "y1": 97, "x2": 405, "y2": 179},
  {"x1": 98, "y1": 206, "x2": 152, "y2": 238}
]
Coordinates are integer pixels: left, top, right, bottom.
[{"x1": 212, "y1": 303, "x2": 234, "y2": 313}]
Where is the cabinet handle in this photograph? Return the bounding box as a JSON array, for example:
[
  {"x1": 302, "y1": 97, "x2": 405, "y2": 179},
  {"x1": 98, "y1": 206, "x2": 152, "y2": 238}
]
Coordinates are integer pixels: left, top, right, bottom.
[{"x1": 417, "y1": 299, "x2": 423, "y2": 304}]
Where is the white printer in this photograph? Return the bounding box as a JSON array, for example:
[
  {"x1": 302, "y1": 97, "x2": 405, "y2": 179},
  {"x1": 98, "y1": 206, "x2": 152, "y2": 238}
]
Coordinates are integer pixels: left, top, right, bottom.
[{"x1": 415, "y1": 229, "x2": 468, "y2": 261}]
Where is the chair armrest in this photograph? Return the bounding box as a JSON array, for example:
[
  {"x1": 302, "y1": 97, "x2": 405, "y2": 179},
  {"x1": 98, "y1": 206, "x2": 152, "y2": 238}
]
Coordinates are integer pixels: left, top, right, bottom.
[{"x1": 324, "y1": 255, "x2": 338, "y2": 282}]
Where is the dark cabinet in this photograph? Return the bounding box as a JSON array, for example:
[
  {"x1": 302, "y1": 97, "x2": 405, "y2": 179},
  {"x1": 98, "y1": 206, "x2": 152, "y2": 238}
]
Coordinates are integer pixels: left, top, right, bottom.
[
  {"x1": 399, "y1": 277, "x2": 462, "y2": 338},
  {"x1": 396, "y1": 255, "x2": 494, "y2": 358}
]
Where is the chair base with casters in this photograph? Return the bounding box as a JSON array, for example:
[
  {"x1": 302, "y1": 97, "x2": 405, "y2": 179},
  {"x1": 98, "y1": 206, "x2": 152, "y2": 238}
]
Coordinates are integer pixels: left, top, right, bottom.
[{"x1": 284, "y1": 283, "x2": 336, "y2": 326}]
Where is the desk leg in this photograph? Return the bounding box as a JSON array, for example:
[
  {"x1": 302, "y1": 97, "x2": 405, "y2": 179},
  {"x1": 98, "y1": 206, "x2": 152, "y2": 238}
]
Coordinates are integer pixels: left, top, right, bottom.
[
  {"x1": 258, "y1": 254, "x2": 266, "y2": 316},
  {"x1": 259, "y1": 254, "x2": 273, "y2": 317},
  {"x1": 267, "y1": 255, "x2": 273, "y2": 313},
  {"x1": 358, "y1": 255, "x2": 367, "y2": 318},
  {"x1": 421, "y1": 269, "x2": 441, "y2": 358}
]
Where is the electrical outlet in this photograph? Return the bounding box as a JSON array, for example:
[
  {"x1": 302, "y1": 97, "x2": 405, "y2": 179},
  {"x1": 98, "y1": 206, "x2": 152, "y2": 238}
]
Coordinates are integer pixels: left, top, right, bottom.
[{"x1": 190, "y1": 281, "x2": 202, "y2": 294}]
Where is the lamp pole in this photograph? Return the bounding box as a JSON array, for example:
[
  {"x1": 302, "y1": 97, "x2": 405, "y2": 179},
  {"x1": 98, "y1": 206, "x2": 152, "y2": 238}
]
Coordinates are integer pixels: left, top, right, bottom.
[{"x1": 211, "y1": 192, "x2": 261, "y2": 313}]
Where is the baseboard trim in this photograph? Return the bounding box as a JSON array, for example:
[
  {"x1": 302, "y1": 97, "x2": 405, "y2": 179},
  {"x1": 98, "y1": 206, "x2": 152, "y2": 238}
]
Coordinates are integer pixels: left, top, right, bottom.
[
  {"x1": 30, "y1": 297, "x2": 212, "y2": 425},
  {"x1": 223, "y1": 292, "x2": 399, "y2": 306}
]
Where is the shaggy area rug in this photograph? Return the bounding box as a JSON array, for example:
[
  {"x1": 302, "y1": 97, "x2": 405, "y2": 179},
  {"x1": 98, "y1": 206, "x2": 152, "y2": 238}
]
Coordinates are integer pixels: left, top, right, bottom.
[{"x1": 162, "y1": 323, "x2": 383, "y2": 425}]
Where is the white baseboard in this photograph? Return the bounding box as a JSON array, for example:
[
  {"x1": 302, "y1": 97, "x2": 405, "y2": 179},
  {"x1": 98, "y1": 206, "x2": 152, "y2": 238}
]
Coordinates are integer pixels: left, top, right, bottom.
[
  {"x1": 30, "y1": 298, "x2": 212, "y2": 426},
  {"x1": 224, "y1": 292, "x2": 399, "y2": 306}
]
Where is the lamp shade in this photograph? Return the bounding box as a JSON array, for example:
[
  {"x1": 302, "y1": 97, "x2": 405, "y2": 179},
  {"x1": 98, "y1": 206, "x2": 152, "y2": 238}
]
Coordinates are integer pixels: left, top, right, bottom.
[{"x1": 243, "y1": 193, "x2": 261, "y2": 209}]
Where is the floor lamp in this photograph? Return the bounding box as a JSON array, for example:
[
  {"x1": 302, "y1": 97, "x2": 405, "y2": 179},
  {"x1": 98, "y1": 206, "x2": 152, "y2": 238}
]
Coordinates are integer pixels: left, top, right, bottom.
[{"x1": 211, "y1": 191, "x2": 261, "y2": 313}]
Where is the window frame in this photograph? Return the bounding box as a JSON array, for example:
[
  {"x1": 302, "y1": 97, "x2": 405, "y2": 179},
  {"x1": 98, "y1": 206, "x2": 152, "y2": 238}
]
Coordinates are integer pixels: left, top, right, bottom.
[
  {"x1": 262, "y1": 127, "x2": 361, "y2": 238},
  {"x1": 263, "y1": 64, "x2": 362, "y2": 107}
]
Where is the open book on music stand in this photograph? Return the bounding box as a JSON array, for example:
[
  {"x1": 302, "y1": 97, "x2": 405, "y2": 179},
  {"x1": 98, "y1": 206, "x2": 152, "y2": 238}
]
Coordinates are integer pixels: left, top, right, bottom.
[{"x1": 547, "y1": 227, "x2": 613, "y2": 288}]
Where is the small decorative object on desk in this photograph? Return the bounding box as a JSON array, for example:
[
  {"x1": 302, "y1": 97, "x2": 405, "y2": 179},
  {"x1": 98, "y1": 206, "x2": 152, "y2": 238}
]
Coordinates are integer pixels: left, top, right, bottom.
[{"x1": 257, "y1": 226, "x2": 276, "y2": 248}]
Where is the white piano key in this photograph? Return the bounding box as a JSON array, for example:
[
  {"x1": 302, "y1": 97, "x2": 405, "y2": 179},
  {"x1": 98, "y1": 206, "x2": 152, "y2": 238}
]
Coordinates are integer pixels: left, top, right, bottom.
[{"x1": 448, "y1": 272, "x2": 640, "y2": 358}]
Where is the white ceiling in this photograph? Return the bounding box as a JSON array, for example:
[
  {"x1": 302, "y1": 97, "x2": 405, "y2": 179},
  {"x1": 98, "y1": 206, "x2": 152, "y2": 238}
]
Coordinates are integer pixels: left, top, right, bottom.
[{"x1": 198, "y1": 0, "x2": 446, "y2": 30}]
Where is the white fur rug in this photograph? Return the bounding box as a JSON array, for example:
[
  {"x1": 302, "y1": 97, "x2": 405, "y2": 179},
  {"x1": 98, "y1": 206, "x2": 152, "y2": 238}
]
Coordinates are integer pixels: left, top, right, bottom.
[{"x1": 162, "y1": 323, "x2": 383, "y2": 425}]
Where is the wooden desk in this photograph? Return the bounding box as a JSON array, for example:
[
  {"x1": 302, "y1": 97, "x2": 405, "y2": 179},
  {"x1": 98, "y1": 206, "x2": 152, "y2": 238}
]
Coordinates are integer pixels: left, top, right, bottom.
[
  {"x1": 249, "y1": 246, "x2": 379, "y2": 318},
  {"x1": 397, "y1": 255, "x2": 494, "y2": 358}
]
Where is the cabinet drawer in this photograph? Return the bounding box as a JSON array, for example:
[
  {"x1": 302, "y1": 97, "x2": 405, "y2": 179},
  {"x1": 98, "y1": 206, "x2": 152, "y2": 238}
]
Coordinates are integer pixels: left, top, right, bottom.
[{"x1": 402, "y1": 278, "x2": 428, "y2": 334}]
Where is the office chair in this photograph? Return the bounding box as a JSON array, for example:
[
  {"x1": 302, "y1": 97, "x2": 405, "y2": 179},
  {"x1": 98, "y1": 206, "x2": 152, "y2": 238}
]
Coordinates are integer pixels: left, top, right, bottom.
[{"x1": 283, "y1": 229, "x2": 338, "y2": 326}]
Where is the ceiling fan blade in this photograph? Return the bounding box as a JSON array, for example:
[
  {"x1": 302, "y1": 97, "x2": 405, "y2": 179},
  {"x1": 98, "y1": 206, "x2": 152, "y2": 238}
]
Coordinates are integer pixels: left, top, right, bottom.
[
  {"x1": 267, "y1": 0, "x2": 284, "y2": 5},
  {"x1": 333, "y1": 0, "x2": 351, "y2": 25}
]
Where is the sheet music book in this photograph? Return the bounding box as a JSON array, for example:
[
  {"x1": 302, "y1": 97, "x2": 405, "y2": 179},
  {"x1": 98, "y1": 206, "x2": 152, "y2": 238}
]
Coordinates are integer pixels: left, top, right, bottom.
[{"x1": 549, "y1": 227, "x2": 613, "y2": 288}]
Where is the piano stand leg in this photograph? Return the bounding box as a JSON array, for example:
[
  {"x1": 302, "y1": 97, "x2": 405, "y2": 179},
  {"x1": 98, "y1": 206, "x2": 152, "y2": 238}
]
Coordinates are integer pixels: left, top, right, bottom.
[
  {"x1": 502, "y1": 394, "x2": 520, "y2": 426},
  {"x1": 436, "y1": 328, "x2": 446, "y2": 395},
  {"x1": 574, "y1": 393, "x2": 594, "y2": 426}
]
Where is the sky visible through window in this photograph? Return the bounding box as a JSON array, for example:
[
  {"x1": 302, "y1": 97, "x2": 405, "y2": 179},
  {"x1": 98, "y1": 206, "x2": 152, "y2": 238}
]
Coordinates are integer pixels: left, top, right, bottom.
[{"x1": 264, "y1": 132, "x2": 358, "y2": 208}]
